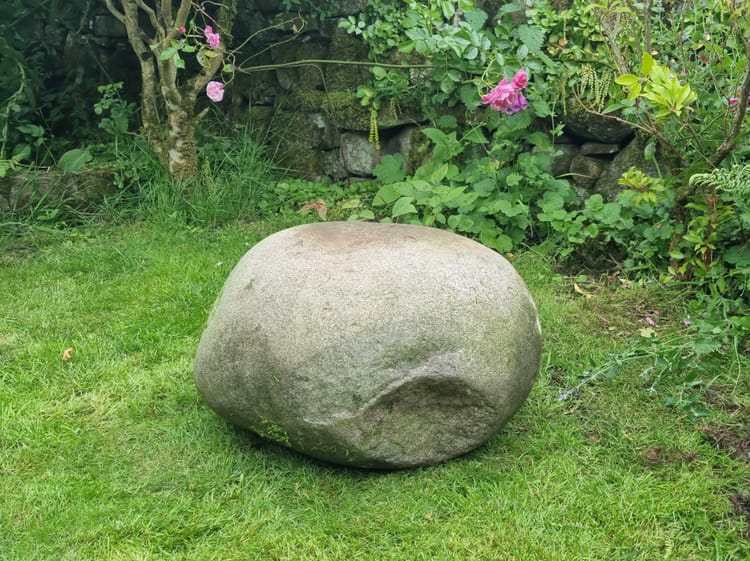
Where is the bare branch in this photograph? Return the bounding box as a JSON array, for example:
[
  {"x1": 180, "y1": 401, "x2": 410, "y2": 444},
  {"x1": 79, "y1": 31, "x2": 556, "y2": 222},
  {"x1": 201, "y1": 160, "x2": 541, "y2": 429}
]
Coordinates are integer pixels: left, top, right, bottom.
[
  {"x1": 135, "y1": 0, "x2": 165, "y2": 38},
  {"x1": 104, "y1": 0, "x2": 126, "y2": 24},
  {"x1": 161, "y1": 0, "x2": 173, "y2": 27},
  {"x1": 709, "y1": 15, "x2": 750, "y2": 168}
]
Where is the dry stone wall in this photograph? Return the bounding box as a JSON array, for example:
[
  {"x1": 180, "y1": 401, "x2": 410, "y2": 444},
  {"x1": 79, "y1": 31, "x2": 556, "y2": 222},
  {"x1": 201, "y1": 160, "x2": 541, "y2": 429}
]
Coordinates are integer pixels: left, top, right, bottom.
[{"x1": 84, "y1": 1, "x2": 653, "y2": 198}]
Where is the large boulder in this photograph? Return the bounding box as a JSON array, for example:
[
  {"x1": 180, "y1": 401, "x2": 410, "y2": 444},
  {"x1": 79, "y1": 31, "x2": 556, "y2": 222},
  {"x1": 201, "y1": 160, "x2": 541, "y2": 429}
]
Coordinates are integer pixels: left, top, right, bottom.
[{"x1": 194, "y1": 222, "x2": 542, "y2": 468}]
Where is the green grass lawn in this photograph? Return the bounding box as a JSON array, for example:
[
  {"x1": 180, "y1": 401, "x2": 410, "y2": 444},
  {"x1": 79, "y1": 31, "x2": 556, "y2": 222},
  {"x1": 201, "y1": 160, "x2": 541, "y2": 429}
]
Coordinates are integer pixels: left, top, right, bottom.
[{"x1": 1, "y1": 219, "x2": 748, "y2": 560}]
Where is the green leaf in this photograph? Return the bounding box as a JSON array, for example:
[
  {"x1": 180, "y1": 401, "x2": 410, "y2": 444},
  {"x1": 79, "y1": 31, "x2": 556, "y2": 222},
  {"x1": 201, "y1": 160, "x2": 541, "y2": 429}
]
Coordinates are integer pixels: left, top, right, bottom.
[
  {"x1": 724, "y1": 243, "x2": 750, "y2": 267},
  {"x1": 17, "y1": 124, "x2": 45, "y2": 137},
  {"x1": 436, "y1": 114, "x2": 458, "y2": 129},
  {"x1": 160, "y1": 46, "x2": 177, "y2": 60},
  {"x1": 462, "y1": 127, "x2": 488, "y2": 144},
  {"x1": 641, "y1": 51, "x2": 655, "y2": 76},
  {"x1": 517, "y1": 24, "x2": 544, "y2": 54},
  {"x1": 499, "y1": 2, "x2": 525, "y2": 14},
  {"x1": 505, "y1": 173, "x2": 522, "y2": 187},
  {"x1": 440, "y1": 77, "x2": 456, "y2": 94},
  {"x1": 371, "y1": 66, "x2": 387, "y2": 79},
  {"x1": 399, "y1": 40, "x2": 416, "y2": 53},
  {"x1": 57, "y1": 148, "x2": 93, "y2": 173},
  {"x1": 626, "y1": 84, "x2": 642, "y2": 100},
  {"x1": 481, "y1": 232, "x2": 513, "y2": 253},
  {"x1": 373, "y1": 154, "x2": 406, "y2": 183},
  {"x1": 473, "y1": 178, "x2": 495, "y2": 194},
  {"x1": 464, "y1": 9, "x2": 488, "y2": 31},
  {"x1": 395, "y1": 182, "x2": 418, "y2": 197},
  {"x1": 439, "y1": 0, "x2": 455, "y2": 19},
  {"x1": 12, "y1": 144, "x2": 31, "y2": 161},
  {"x1": 0, "y1": 159, "x2": 12, "y2": 178},
  {"x1": 614, "y1": 74, "x2": 640, "y2": 88},
  {"x1": 373, "y1": 184, "x2": 400, "y2": 206},
  {"x1": 459, "y1": 84, "x2": 479, "y2": 108},
  {"x1": 430, "y1": 163, "x2": 449, "y2": 183},
  {"x1": 448, "y1": 214, "x2": 475, "y2": 231},
  {"x1": 392, "y1": 196, "x2": 418, "y2": 217},
  {"x1": 503, "y1": 110, "x2": 532, "y2": 131}
]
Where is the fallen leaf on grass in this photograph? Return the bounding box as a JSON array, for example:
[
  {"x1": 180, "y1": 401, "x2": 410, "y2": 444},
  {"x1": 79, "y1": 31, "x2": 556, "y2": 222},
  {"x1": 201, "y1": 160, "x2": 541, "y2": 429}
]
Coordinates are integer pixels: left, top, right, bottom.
[
  {"x1": 573, "y1": 282, "x2": 592, "y2": 299},
  {"x1": 299, "y1": 199, "x2": 328, "y2": 220},
  {"x1": 62, "y1": 347, "x2": 74, "y2": 362}
]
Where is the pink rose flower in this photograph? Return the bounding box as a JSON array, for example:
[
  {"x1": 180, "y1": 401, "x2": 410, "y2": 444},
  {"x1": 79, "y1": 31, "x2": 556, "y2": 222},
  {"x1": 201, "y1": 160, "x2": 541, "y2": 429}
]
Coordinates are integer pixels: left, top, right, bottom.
[
  {"x1": 511, "y1": 69, "x2": 528, "y2": 89},
  {"x1": 204, "y1": 25, "x2": 220, "y2": 49},
  {"x1": 206, "y1": 81, "x2": 224, "y2": 102},
  {"x1": 482, "y1": 69, "x2": 529, "y2": 115}
]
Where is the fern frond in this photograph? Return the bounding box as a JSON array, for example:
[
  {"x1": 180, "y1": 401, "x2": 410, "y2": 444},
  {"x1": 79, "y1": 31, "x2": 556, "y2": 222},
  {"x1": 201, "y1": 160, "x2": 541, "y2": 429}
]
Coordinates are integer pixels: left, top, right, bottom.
[{"x1": 689, "y1": 163, "x2": 750, "y2": 195}]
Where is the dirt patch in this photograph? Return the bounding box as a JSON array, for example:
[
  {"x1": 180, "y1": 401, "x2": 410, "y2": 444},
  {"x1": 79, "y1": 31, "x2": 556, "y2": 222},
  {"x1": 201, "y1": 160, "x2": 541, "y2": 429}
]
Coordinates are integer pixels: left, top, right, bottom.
[
  {"x1": 701, "y1": 425, "x2": 750, "y2": 463},
  {"x1": 640, "y1": 446, "x2": 699, "y2": 466},
  {"x1": 731, "y1": 494, "x2": 750, "y2": 541},
  {"x1": 701, "y1": 418, "x2": 750, "y2": 541}
]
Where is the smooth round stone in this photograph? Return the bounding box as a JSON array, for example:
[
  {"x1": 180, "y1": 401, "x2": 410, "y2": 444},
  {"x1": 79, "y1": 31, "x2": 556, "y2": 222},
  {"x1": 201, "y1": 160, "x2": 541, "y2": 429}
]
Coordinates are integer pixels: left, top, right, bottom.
[{"x1": 194, "y1": 222, "x2": 541, "y2": 468}]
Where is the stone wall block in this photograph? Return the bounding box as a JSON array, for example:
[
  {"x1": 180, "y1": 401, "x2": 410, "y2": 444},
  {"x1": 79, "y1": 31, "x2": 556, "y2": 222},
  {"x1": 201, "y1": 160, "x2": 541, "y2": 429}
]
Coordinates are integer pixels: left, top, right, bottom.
[
  {"x1": 551, "y1": 143, "x2": 580, "y2": 178},
  {"x1": 562, "y1": 97, "x2": 634, "y2": 143},
  {"x1": 339, "y1": 131, "x2": 380, "y2": 177},
  {"x1": 593, "y1": 136, "x2": 660, "y2": 201},
  {"x1": 92, "y1": 14, "x2": 127, "y2": 37},
  {"x1": 580, "y1": 142, "x2": 620, "y2": 156},
  {"x1": 569, "y1": 155, "x2": 606, "y2": 188},
  {"x1": 272, "y1": 37, "x2": 328, "y2": 91}
]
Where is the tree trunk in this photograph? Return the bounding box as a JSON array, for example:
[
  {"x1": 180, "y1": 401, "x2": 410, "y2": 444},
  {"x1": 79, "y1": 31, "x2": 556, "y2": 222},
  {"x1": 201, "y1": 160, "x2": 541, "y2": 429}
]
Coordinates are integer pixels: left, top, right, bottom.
[
  {"x1": 104, "y1": 0, "x2": 236, "y2": 181},
  {"x1": 165, "y1": 99, "x2": 198, "y2": 179}
]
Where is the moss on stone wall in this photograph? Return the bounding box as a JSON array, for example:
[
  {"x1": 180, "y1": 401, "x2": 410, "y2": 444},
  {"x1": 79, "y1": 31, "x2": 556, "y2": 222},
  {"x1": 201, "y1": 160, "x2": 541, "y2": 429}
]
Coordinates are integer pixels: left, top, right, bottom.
[
  {"x1": 291, "y1": 90, "x2": 371, "y2": 131},
  {"x1": 324, "y1": 23, "x2": 370, "y2": 92}
]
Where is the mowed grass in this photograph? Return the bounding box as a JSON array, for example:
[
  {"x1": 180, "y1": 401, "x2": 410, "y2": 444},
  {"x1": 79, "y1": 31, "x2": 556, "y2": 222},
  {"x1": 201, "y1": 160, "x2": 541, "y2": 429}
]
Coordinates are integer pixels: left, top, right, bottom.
[{"x1": 1, "y1": 219, "x2": 748, "y2": 561}]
